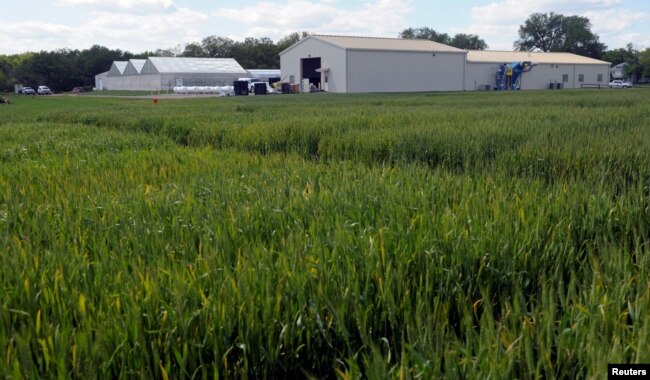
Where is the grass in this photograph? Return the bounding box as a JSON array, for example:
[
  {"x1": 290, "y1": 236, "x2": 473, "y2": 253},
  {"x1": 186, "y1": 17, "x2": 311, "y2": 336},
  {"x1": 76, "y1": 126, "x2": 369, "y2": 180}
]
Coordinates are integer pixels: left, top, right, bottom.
[{"x1": 0, "y1": 89, "x2": 649, "y2": 378}]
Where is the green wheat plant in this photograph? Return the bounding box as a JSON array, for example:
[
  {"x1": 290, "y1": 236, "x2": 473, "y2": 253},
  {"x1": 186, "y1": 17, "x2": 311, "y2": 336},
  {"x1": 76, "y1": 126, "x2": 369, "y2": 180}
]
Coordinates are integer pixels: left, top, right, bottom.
[{"x1": 0, "y1": 89, "x2": 648, "y2": 378}]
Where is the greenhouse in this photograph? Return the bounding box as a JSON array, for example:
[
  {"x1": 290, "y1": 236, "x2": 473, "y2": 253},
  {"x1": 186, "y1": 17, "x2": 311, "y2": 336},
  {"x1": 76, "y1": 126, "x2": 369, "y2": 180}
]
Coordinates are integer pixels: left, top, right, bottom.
[{"x1": 102, "y1": 57, "x2": 248, "y2": 91}]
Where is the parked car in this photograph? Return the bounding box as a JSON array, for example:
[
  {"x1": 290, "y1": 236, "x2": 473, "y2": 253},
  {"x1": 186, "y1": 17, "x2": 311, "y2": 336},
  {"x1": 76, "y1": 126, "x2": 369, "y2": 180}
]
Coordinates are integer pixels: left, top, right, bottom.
[
  {"x1": 21, "y1": 87, "x2": 36, "y2": 95},
  {"x1": 37, "y1": 85, "x2": 52, "y2": 95},
  {"x1": 609, "y1": 80, "x2": 632, "y2": 88},
  {"x1": 237, "y1": 77, "x2": 274, "y2": 93}
]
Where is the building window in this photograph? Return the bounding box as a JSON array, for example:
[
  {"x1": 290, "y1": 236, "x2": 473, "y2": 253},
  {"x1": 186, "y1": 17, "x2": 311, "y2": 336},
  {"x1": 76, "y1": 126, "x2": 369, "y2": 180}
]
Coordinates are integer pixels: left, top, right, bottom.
[
  {"x1": 290, "y1": 75, "x2": 295, "y2": 83},
  {"x1": 578, "y1": 74, "x2": 584, "y2": 82},
  {"x1": 325, "y1": 75, "x2": 328, "y2": 83},
  {"x1": 597, "y1": 74, "x2": 603, "y2": 82},
  {"x1": 563, "y1": 74, "x2": 569, "y2": 83}
]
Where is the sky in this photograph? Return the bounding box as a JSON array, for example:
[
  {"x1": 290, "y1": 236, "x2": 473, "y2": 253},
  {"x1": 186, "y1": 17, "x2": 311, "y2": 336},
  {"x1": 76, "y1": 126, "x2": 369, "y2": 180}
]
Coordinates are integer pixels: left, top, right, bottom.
[{"x1": 0, "y1": 0, "x2": 648, "y2": 55}]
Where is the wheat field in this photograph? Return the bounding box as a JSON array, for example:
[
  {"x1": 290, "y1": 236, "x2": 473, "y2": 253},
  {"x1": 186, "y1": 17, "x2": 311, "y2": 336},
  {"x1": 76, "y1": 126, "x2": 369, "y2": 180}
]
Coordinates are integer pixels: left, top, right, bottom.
[{"x1": 0, "y1": 89, "x2": 648, "y2": 378}]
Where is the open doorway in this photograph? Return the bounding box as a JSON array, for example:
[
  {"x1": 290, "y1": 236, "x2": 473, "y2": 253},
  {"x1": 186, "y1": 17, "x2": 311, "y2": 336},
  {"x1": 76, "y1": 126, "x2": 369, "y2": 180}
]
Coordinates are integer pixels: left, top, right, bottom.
[{"x1": 301, "y1": 57, "x2": 321, "y2": 89}]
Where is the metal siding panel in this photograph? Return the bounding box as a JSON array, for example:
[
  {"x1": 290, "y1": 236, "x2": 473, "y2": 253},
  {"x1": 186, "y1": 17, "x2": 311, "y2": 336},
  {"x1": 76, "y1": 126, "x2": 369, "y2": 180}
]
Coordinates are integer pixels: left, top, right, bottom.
[
  {"x1": 107, "y1": 75, "x2": 161, "y2": 91},
  {"x1": 347, "y1": 51, "x2": 465, "y2": 93},
  {"x1": 524, "y1": 64, "x2": 571, "y2": 89},
  {"x1": 281, "y1": 38, "x2": 347, "y2": 93},
  {"x1": 464, "y1": 63, "x2": 496, "y2": 90},
  {"x1": 572, "y1": 65, "x2": 611, "y2": 88},
  {"x1": 465, "y1": 63, "x2": 611, "y2": 90}
]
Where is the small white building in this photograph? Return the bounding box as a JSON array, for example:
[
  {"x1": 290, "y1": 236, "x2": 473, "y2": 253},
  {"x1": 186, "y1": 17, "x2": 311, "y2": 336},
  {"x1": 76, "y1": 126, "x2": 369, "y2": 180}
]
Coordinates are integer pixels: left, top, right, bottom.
[
  {"x1": 610, "y1": 63, "x2": 627, "y2": 80},
  {"x1": 466, "y1": 51, "x2": 611, "y2": 90},
  {"x1": 280, "y1": 35, "x2": 467, "y2": 93}
]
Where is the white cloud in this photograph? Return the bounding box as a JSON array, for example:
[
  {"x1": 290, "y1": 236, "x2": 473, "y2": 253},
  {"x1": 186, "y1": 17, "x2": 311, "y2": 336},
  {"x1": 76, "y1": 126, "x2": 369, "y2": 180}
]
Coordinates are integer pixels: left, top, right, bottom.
[
  {"x1": 467, "y1": 0, "x2": 646, "y2": 50},
  {"x1": 450, "y1": 24, "x2": 519, "y2": 50},
  {"x1": 0, "y1": 22, "x2": 84, "y2": 53},
  {"x1": 471, "y1": 0, "x2": 623, "y2": 25},
  {"x1": 57, "y1": 0, "x2": 174, "y2": 12},
  {"x1": 2, "y1": 0, "x2": 646, "y2": 55},
  {"x1": 84, "y1": 7, "x2": 209, "y2": 50},
  {"x1": 0, "y1": 7, "x2": 209, "y2": 54},
  {"x1": 583, "y1": 9, "x2": 647, "y2": 33},
  {"x1": 215, "y1": 0, "x2": 412, "y2": 40}
]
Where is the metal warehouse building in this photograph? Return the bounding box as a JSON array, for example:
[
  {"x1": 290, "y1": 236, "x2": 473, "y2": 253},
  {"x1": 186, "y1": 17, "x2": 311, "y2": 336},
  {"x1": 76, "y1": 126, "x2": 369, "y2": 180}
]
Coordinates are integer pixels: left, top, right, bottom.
[
  {"x1": 465, "y1": 51, "x2": 611, "y2": 91},
  {"x1": 280, "y1": 35, "x2": 467, "y2": 93},
  {"x1": 280, "y1": 35, "x2": 611, "y2": 93},
  {"x1": 102, "y1": 57, "x2": 248, "y2": 91}
]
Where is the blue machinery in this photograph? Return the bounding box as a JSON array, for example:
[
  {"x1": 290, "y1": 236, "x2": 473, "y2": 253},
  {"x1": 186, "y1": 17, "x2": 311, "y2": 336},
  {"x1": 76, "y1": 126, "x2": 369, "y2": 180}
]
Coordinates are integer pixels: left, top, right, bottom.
[{"x1": 496, "y1": 61, "x2": 536, "y2": 90}]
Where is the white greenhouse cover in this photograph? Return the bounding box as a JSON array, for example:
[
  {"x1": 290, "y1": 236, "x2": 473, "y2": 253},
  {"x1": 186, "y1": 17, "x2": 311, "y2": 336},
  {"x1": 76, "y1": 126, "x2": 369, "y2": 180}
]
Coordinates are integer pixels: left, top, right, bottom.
[
  {"x1": 247, "y1": 69, "x2": 281, "y2": 78},
  {"x1": 147, "y1": 57, "x2": 248, "y2": 74},
  {"x1": 122, "y1": 59, "x2": 147, "y2": 76},
  {"x1": 108, "y1": 61, "x2": 128, "y2": 76}
]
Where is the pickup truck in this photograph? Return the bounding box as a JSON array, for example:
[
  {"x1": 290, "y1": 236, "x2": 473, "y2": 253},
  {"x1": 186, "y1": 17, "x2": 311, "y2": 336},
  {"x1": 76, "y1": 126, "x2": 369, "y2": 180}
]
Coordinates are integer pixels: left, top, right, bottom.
[{"x1": 237, "y1": 78, "x2": 274, "y2": 94}]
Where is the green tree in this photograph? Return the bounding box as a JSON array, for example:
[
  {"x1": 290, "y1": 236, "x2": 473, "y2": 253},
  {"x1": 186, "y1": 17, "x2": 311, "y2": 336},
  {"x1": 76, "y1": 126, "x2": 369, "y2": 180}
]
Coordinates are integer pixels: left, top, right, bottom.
[
  {"x1": 201, "y1": 36, "x2": 235, "y2": 58},
  {"x1": 399, "y1": 28, "x2": 487, "y2": 50},
  {"x1": 449, "y1": 33, "x2": 488, "y2": 50},
  {"x1": 0, "y1": 56, "x2": 15, "y2": 91},
  {"x1": 77, "y1": 45, "x2": 133, "y2": 83},
  {"x1": 621, "y1": 43, "x2": 642, "y2": 82},
  {"x1": 514, "y1": 13, "x2": 565, "y2": 52},
  {"x1": 603, "y1": 47, "x2": 634, "y2": 66},
  {"x1": 231, "y1": 37, "x2": 280, "y2": 69},
  {"x1": 399, "y1": 27, "x2": 450, "y2": 44},
  {"x1": 561, "y1": 15, "x2": 606, "y2": 59},
  {"x1": 277, "y1": 31, "x2": 310, "y2": 51},
  {"x1": 181, "y1": 42, "x2": 207, "y2": 57},
  {"x1": 16, "y1": 49, "x2": 80, "y2": 91},
  {"x1": 514, "y1": 12, "x2": 606, "y2": 58},
  {"x1": 639, "y1": 48, "x2": 650, "y2": 79}
]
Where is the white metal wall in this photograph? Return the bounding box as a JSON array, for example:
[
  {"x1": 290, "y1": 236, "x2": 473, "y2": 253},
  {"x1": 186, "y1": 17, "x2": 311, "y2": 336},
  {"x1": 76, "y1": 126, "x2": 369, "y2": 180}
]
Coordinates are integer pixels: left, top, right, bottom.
[
  {"x1": 106, "y1": 75, "x2": 161, "y2": 91},
  {"x1": 95, "y1": 73, "x2": 108, "y2": 90},
  {"x1": 347, "y1": 50, "x2": 466, "y2": 93},
  {"x1": 160, "y1": 73, "x2": 242, "y2": 89},
  {"x1": 465, "y1": 63, "x2": 611, "y2": 90},
  {"x1": 280, "y1": 38, "x2": 347, "y2": 92},
  {"x1": 106, "y1": 73, "x2": 244, "y2": 91}
]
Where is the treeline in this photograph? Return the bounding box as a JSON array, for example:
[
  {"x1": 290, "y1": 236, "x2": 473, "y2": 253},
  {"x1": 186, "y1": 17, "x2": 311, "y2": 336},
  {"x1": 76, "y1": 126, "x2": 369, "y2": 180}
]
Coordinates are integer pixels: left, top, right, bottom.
[
  {"x1": 0, "y1": 46, "x2": 135, "y2": 93},
  {"x1": 398, "y1": 27, "x2": 488, "y2": 50},
  {"x1": 602, "y1": 43, "x2": 650, "y2": 83},
  {"x1": 0, "y1": 32, "x2": 307, "y2": 92}
]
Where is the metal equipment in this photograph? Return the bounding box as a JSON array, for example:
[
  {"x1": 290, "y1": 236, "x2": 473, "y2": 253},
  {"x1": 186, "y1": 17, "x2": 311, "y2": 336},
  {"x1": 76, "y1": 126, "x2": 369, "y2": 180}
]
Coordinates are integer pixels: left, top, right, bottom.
[{"x1": 496, "y1": 61, "x2": 537, "y2": 91}]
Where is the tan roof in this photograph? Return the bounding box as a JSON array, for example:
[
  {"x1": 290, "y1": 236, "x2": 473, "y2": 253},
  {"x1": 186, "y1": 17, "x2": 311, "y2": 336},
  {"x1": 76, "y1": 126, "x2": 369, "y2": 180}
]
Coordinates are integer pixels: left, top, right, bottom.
[
  {"x1": 467, "y1": 50, "x2": 610, "y2": 65},
  {"x1": 313, "y1": 35, "x2": 466, "y2": 53}
]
